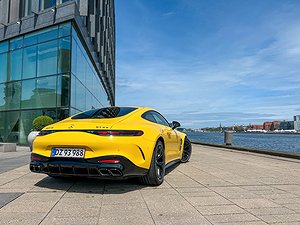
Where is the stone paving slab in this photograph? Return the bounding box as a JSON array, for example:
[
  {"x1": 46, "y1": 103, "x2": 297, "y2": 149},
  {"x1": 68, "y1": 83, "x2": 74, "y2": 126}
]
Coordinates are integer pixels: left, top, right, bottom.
[
  {"x1": 0, "y1": 146, "x2": 30, "y2": 174},
  {"x1": 1, "y1": 144, "x2": 300, "y2": 224},
  {"x1": 0, "y1": 192, "x2": 24, "y2": 209}
]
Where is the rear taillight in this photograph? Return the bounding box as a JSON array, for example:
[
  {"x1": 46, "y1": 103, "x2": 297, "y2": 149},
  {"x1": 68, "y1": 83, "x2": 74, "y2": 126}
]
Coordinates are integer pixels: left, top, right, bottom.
[
  {"x1": 38, "y1": 130, "x2": 56, "y2": 136},
  {"x1": 31, "y1": 155, "x2": 41, "y2": 161},
  {"x1": 31, "y1": 153, "x2": 48, "y2": 162},
  {"x1": 87, "y1": 130, "x2": 144, "y2": 136},
  {"x1": 98, "y1": 159, "x2": 120, "y2": 163}
]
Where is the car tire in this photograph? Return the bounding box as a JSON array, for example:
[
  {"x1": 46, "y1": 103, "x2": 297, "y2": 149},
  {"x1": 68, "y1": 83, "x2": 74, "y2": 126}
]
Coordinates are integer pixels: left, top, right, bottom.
[
  {"x1": 48, "y1": 175, "x2": 63, "y2": 179},
  {"x1": 139, "y1": 140, "x2": 165, "y2": 186},
  {"x1": 181, "y1": 137, "x2": 192, "y2": 163}
]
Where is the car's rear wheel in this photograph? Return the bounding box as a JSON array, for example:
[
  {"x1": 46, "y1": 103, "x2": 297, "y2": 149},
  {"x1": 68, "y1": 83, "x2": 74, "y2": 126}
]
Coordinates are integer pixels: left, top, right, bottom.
[
  {"x1": 48, "y1": 175, "x2": 63, "y2": 179},
  {"x1": 181, "y1": 137, "x2": 192, "y2": 163},
  {"x1": 139, "y1": 140, "x2": 165, "y2": 186}
]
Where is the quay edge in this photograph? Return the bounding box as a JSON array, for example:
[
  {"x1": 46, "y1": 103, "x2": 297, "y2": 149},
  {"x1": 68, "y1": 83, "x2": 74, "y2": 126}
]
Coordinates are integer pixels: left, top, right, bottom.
[{"x1": 192, "y1": 141, "x2": 300, "y2": 160}]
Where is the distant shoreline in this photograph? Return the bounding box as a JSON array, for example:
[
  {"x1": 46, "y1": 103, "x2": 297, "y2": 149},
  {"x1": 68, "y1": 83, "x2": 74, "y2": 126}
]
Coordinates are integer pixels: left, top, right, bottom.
[
  {"x1": 186, "y1": 131, "x2": 300, "y2": 153},
  {"x1": 185, "y1": 131, "x2": 300, "y2": 135}
]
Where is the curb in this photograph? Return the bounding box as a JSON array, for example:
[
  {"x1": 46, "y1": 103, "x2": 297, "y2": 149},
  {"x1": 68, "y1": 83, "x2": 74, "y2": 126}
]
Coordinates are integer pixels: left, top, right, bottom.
[{"x1": 191, "y1": 141, "x2": 300, "y2": 160}]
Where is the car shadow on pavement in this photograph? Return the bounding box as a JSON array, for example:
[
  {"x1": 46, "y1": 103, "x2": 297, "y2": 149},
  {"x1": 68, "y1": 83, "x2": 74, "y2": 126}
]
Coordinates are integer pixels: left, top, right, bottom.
[{"x1": 33, "y1": 162, "x2": 180, "y2": 194}]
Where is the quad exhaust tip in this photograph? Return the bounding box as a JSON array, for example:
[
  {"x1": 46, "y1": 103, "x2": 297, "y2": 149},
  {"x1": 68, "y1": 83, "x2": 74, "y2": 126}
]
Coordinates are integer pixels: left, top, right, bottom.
[
  {"x1": 30, "y1": 165, "x2": 41, "y2": 172},
  {"x1": 98, "y1": 168, "x2": 122, "y2": 177}
]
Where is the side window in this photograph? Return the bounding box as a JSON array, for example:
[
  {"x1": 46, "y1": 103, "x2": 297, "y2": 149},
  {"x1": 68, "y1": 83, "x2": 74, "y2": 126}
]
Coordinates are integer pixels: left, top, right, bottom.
[
  {"x1": 152, "y1": 111, "x2": 170, "y2": 127},
  {"x1": 142, "y1": 111, "x2": 156, "y2": 123}
]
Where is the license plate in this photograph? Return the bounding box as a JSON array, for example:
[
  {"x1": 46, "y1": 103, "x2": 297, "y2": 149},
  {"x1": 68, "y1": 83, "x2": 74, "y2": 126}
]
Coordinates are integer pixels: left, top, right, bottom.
[{"x1": 51, "y1": 148, "x2": 85, "y2": 158}]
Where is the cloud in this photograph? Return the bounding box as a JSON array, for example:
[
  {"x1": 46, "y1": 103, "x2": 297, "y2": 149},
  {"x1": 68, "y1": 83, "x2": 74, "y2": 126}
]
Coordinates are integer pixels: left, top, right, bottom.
[
  {"x1": 115, "y1": 1, "x2": 300, "y2": 128},
  {"x1": 162, "y1": 11, "x2": 175, "y2": 16}
]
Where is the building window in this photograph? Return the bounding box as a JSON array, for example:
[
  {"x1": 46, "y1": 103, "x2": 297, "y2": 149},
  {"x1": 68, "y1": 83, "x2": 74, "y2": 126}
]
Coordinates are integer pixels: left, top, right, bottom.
[
  {"x1": 23, "y1": 0, "x2": 32, "y2": 17},
  {"x1": 36, "y1": 76, "x2": 57, "y2": 108},
  {"x1": 21, "y1": 79, "x2": 37, "y2": 109},
  {"x1": 0, "y1": 53, "x2": 8, "y2": 83},
  {"x1": 9, "y1": 49, "x2": 23, "y2": 81},
  {"x1": 58, "y1": 37, "x2": 71, "y2": 73},
  {"x1": 0, "y1": 84, "x2": 5, "y2": 109},
  {"x1": 57, "y1": 74, "x2": 70, "y2": 107},
  {"x1": 4, "y1": 82, "x2": 21, "y2": 110},
  {"x1": 39, "y1": 0, "x2": 56, "y2": 10},
  {"x1": 23, "y1": 46, "x2": 37, "y2": 79},
  {"x1": 37, "y1": 40, "x2": 58, "y2": 77},
  {"x1": 0, "y1": 41, "x2": 8, "y2": 54},
  {"x1": 10, "y1": 37, "x2": 23, "y2": 51},
  {"x1": 58, "y1": 0, "x2": 71, "y2": 4}
]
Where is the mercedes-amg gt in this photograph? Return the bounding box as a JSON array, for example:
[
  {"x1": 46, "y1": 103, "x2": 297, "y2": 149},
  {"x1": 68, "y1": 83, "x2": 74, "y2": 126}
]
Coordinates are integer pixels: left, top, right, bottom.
[{"x1": 30, "y1": 107, "x2": 192, "y2": 186}]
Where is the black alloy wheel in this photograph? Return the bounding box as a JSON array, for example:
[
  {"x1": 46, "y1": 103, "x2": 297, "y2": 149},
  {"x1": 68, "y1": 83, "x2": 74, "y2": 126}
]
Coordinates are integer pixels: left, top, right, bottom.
[
  {"x1": 155, "y1": 142, "x2": 165, "y2": 181},
  {"x1": 181, "y1": 137, "x2": 192, "y2": 163},
  {"x1": 139, "y1": 140, "x2": 165, "y2": 186}
]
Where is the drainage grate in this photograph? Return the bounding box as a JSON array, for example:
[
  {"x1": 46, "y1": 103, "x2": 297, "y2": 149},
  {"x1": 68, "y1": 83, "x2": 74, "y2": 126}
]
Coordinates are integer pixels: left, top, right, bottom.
[{"x1": 0, "y1": 192, "x2": 24, "y2": 209}]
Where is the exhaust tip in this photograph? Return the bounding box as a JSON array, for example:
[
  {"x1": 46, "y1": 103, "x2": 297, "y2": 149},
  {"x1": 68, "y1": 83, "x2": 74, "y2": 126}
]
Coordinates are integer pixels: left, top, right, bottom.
[
  {"x1": 109, "y1": 169, "x2": 122, "y2": 177},
  {"x1": 99, "y1": 168, "x2": 110, "y2": 176},
  {"x1": 30, "y1": 165, "x2": 41, "y2": 172}
]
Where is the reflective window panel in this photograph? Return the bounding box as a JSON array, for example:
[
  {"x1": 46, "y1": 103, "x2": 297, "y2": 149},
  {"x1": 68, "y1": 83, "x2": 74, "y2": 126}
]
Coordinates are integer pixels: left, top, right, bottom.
[
  {"x1": 4, "y1": 82, "x2": 21, "y2": 110},
  {"x1": 23, "y1": 46, "x2": 37, "y2": 79},
  {"x1": 59, "y1": 23, "x2": 71, "y2": 38},
  {"x1": 37, "y1": 40, "x2": 58, "y2": 77},
  {"x1": 10, "y1": 37, "x2": 23, "y2": 51},
  {"x1": 0, "y1": 41, "x2": 8, "y2": 54},
  {"x1": 38, "y1": 26, "x2": 58, "y2": 43},
  {"x1": 36, "y1": 75, "x2": 57, "y2": 108},
  {"x1": 58, "y1": 37, "x2": 71, "y2": 73},
  {"x1": 9, "y1": 49, "x2": 23, "y2": 81},
  {"x1": 21, "y1": 79, "x2": 37, "y2": 109},
  {"x1": 0, "y1": 53, "x2": 8, "y2": 83},
  {"x1": 0, "y1": 83, "x2": 5, "y2": 110},
  {"x1": 0, "y1": 111, "x2": 20, "y2": 143},
  {"x1": 57, "y1": 74, "x2": 70, "y2": 107}
]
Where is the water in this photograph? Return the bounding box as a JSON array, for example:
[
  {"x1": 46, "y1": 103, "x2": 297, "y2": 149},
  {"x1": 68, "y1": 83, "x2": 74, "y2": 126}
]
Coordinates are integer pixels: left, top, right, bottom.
[{"x1": 186, "y1": 132, "x2": 300, "y2": 153}]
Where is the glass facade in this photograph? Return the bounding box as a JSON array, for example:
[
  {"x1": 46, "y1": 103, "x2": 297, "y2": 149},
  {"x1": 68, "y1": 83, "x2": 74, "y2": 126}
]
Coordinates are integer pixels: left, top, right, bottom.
[
  {"x1": 0, "y1": 22, "x2": 110, "y2": 145},
  {"x1": 70, "y1": 26, "x2": 109, "y2": 115}
]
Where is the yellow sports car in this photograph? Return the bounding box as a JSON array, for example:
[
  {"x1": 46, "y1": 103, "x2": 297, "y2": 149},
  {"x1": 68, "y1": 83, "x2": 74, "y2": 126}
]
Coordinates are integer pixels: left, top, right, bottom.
[{"x1": 30, "y1": 106, "x2": 192, "y2": 186}]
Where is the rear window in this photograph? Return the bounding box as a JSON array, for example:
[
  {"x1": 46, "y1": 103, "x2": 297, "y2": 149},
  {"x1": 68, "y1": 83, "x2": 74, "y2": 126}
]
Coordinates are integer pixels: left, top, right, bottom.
[{"x1": 71, "y1": 107, "x2": 137, "y2": 119}]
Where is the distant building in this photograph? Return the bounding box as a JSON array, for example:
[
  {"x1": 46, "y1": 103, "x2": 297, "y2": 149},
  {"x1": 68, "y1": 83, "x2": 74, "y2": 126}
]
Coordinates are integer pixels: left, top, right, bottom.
[
  {"x1": 279, "y1": 121, "x2": 294, "y2": 130},
  {"x1": 248, "y1": 124, "x2": 263, "y2": 130},
  {"x1": 270, "y1": 121, "x2": 281, "y2": 131},
  {"x1": 263, "y1": 122, "x2": 272, "y2": 131},
  {"x1": 294, "y1": 115, "x2": 300, "y2": 131}
]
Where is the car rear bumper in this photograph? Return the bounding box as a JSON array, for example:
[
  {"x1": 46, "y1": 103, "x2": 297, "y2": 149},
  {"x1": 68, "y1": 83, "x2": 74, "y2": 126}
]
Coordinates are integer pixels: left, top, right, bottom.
[{"x1": 30, "y1": 153, "x2": 148, "y2": 179}]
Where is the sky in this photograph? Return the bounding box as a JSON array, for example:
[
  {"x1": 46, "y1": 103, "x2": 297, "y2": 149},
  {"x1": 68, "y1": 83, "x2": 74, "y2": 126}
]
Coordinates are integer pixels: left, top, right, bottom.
[{"x1": 115, "y1": 0, "x2": 300, "y2": 128}]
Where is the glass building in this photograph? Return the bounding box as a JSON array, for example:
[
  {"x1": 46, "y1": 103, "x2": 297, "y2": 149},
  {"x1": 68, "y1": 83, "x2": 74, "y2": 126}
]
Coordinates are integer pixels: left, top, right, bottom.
[{"x1": 0, "y1": 1, "x2": 115, "y2": 144}]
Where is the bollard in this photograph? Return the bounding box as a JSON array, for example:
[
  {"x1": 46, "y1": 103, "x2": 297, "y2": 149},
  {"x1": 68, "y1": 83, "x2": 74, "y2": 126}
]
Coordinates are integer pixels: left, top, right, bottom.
[
  {"x1": 27, "y1": 131, "x2": 40, "y2": 151},
  {"x1": 224, "y1": 131, "x2": 233, "y2": 145}
]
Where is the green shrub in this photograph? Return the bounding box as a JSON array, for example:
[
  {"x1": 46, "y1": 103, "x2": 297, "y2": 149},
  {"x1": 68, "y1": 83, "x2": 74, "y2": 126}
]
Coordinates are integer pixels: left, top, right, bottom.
[{"x1": 32, "y1": 116, "x2": 54, "y2": 131}]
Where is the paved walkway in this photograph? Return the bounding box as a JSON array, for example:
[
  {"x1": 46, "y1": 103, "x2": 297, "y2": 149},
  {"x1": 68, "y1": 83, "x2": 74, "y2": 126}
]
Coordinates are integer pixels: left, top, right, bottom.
[
  {"x1": 0, "y1": 146, "x2": 30, "y2": 174},
  {"x1": 1, "y1": 144, "x2": 300, "y2": 225}
]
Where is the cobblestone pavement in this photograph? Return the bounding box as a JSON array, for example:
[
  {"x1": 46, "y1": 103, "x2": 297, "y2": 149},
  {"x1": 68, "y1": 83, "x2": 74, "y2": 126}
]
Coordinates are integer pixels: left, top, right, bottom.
[{"x1": 1, "y1": 144, "x2": 300, "y2": 225}]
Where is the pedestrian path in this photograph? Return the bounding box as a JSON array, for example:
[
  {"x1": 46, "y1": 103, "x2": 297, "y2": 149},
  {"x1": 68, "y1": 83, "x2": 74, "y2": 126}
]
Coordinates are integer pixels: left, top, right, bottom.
[{"x1": 0, "y1": 144, "x2": 300, "y2": 225}]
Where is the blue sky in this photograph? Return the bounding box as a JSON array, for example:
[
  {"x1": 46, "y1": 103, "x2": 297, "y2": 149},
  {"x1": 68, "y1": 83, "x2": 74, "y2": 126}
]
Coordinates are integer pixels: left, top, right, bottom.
[{"x1": 115, "y1": 0, "x2": 300, "y2": 128}]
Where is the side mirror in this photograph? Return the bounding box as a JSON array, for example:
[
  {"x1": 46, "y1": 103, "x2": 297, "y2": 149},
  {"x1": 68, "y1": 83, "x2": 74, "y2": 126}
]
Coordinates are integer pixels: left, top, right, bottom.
[{"x1": 171, "y1": 121, "x2": 181, "y2": 129}]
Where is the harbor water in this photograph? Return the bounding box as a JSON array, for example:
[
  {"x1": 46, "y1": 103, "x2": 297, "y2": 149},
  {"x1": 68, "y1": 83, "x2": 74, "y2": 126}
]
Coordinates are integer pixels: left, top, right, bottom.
[{"x1": 186, "y1": 132, "x2": 300, "y2": 153}]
